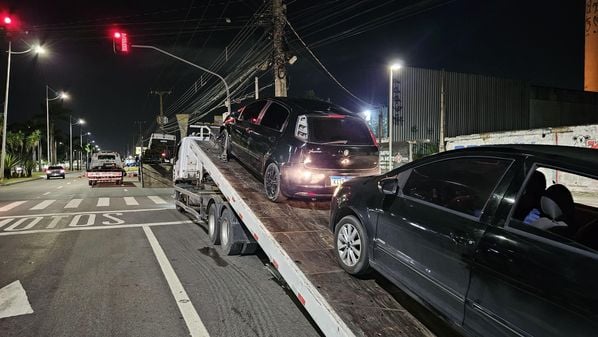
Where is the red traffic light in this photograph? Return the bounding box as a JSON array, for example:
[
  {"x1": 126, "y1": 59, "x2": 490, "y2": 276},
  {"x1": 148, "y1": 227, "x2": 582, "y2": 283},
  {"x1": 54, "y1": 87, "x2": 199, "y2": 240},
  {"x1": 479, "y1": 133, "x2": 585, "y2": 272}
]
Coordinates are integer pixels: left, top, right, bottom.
[
  {"x1": 112, "y1": 30, "x2": 130, "y2": 54},
  {"x1": 3, "y1": 16, "x2": 11, "y2": 25}
]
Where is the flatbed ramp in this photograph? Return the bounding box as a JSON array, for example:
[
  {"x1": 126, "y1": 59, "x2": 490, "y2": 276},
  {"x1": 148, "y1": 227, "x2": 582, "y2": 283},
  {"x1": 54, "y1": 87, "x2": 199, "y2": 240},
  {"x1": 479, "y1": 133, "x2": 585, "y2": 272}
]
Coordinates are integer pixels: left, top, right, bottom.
[{"x1": 188, "y1": 139, "x2": 434, "y2": 337}]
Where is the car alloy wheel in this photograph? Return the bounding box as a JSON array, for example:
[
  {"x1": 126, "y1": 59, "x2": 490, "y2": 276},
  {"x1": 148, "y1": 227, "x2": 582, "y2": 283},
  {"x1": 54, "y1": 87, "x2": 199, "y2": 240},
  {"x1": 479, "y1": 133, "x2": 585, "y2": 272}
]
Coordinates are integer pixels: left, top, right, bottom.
[
  {"x1": 337, "y1": 223, "x2": 362, "y2": 267},
  {"x1": 264, "y1": 163, "x2": 286, "y2": 202},
  {"x1": 334, "y1": 215, "x2": 370, "y2": 275}
]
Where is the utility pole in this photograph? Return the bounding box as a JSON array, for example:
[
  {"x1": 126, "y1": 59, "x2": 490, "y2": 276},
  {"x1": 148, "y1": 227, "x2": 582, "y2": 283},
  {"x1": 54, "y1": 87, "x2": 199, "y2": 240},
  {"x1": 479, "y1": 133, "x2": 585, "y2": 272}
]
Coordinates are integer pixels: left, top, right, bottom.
[
  {"x1": 150, "y1": 90, "x2": 171, "y2": 131},
  {"x1": 272, "y1": 0, "x2": 287, "y2": 97}
]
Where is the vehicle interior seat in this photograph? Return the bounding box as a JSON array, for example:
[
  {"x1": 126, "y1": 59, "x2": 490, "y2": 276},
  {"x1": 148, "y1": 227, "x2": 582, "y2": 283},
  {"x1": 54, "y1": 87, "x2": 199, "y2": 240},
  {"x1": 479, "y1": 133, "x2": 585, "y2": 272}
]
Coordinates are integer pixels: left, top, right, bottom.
[
  {"x1": 513, "y1": 170, "x2": 546, "y2": 220},
  {"x1": 530, "y1": 184, "x2": 576, "y2": 236}
]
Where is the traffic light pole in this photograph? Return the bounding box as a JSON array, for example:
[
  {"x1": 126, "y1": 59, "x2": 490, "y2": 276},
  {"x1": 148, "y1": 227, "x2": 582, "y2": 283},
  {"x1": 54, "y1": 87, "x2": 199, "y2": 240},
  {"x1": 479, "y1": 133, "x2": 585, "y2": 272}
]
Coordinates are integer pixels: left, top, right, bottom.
[
  {"x1": 0, "y1": 41, "x2": 12, "y2": 180},
  {"x1": 131, "y1": 44, "x2": 231, "y2": 116}
]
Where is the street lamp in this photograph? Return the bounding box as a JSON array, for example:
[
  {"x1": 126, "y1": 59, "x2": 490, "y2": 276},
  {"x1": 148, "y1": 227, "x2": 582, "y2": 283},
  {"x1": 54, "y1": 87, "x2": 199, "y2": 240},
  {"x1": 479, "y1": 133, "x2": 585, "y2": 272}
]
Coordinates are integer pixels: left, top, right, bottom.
[
  {"x1": 82, "y1": 131, "x2": 91, "y2": 169},
  {"x1": 0, "y1": 42, "x2": 46, "y2": 179},
  {"x1": 46, "y1": 86, "x2": 69, "y2": 164},
  {"x1": 69, "y1": 117, "x2": 84, "y2": 171},
  {"x1": 388, "y1": 62, "x2": 402, "y2": 169}
]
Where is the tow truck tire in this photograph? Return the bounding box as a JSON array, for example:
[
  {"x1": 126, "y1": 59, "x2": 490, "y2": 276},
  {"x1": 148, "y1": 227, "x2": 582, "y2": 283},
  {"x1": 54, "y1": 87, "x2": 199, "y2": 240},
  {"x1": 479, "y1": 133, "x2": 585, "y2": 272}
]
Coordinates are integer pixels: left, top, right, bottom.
[
  {"x1": 334, "y1": 215, "x2": 370, "y2": 276},
  {"x1": 88, "y1": 180, "x2": 92, "y2": 186},
  {"x1": 218, "y1": 207, "x2": 243, "y2": 256},
  {"x1": 208, "y1": 202, "x2": 220, "y2": 245}
]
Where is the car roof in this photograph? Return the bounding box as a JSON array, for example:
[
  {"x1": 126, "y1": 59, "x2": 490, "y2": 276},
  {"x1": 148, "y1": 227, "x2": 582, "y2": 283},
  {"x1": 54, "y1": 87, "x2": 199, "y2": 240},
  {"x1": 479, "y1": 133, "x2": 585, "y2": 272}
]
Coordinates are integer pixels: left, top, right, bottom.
[
  {"x1": 442, "y1": 144, "x2": 598, "y2": 175},
  {"x1": 264, "y1": 97, "x2": 360, "y2": 117}
]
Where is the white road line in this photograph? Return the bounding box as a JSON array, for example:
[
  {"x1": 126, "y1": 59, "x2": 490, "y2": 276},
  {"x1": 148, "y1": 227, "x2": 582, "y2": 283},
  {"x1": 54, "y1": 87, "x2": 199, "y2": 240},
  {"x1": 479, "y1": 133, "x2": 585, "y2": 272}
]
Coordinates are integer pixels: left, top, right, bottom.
[
  {"x1": 143, "y1": 226, "x2": 210, "y2": 337},
  {"x1": 30, "y1": 200, "x2": 56, "y2": 210},
  {"x1": 57, "y1": 186, "x2": 63, "y2": 189},
  {"x1": 0, "y1": 207, "x2": 170, "y2": 220},
  {"x1": 148, "y1": 196, "x2": 167, "y2": 204},
  {"x1": 124, "y1": 189, "x2": 128, "y2": 192},
  {"x1": 64, "y1": 199, "x2": 83, "y2": 209},
  {"x1": 0, "y1": 220, "x2": 192, "y2": 236},
  {"x1": 42, "y1": 192, "x2": 50, "y2": 196},
  {"x1": 0, "y1": 280, "x2": 34, "y2": 319},
  {"x1": 67, "y1": 182, "x2": 71, "y2": 185},
  {"x1": 97, "y1": 198, "x2": 110, "y2": 207},
  {"x1": 124, "y1": 197, "x2": 139, "y2": 206},
  {"x1": 0, "y1": 201, "x2": 27, "y2": 212}
]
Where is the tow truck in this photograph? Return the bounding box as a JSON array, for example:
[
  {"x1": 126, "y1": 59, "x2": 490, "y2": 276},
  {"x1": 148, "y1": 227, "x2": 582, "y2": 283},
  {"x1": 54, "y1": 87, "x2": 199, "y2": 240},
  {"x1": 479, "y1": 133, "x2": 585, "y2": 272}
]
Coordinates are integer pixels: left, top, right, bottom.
[
  {"x1": 173, "y1": 126, "x2": 433, "y2": 337},
  {"x1": 86, "y1": 151, "x2": 126, "y2": 186}
]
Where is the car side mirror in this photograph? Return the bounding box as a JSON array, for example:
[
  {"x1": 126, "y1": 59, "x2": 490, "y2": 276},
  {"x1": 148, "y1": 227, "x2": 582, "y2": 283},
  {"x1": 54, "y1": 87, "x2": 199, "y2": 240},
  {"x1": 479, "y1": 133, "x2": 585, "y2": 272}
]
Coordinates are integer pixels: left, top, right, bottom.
[{"x1": 378, "y1": 178, "x2": 399, "y2": 195}]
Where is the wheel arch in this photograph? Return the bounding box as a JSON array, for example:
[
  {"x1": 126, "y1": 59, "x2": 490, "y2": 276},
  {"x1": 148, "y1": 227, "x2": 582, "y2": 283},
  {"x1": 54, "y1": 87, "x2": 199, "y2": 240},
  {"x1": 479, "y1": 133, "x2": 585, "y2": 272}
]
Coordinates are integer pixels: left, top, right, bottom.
[{"x1": 331, "y1": 205, "x2": 373, "y2": 242}]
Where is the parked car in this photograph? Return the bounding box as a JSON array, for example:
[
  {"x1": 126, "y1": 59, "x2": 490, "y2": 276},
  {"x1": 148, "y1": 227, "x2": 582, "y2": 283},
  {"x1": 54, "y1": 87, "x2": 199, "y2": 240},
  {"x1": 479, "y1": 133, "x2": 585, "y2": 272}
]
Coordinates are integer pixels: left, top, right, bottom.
[
  {"x1": 46, "y1": 165, "x2": 65, "y2": 179},
  {"x1": 221, "y1": 97, "x2": 380, "y2": 201},
  {"x1": 329, "y1": 145, "x2": 598, "y2": 337}
]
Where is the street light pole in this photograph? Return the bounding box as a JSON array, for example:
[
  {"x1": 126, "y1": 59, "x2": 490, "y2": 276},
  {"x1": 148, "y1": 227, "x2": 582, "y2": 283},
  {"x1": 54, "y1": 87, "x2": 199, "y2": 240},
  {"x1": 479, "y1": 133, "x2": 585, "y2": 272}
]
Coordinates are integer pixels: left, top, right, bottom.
[
  {"x1": 46, "y1": 87, "x2": 69, "y2": 165},
  {"x1": 388, "y1": 63, "x2": 402, "y2": 170},
  {"x1": 131, "y1": 44, "x2": 231, "y2": 116},
  {"x1": 69, "y1": 116, "x2": 73, "y2": 170},
  {"x1": 0, "y1": 41, "x2": 12, "y2": 180}
]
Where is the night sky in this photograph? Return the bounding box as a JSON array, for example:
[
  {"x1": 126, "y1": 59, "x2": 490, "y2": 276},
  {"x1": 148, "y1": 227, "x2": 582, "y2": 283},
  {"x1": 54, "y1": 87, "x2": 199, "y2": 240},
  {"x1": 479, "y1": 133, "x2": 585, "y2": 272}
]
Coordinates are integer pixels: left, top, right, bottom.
[{"x1": 0, "y1": 0, "x2": 586, "y2": 153}]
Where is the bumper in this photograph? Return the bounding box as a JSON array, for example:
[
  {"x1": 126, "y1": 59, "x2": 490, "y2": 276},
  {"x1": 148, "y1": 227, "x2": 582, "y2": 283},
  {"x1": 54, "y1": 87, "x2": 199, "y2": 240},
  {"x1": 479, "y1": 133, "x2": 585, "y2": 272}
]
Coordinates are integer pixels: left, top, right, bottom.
[
  {"x1": 47, "y1": 173, "x2": 65, "y2": 178},
  {"x1": 280, "y1": 164, "x2": 378, "y2": 198}
]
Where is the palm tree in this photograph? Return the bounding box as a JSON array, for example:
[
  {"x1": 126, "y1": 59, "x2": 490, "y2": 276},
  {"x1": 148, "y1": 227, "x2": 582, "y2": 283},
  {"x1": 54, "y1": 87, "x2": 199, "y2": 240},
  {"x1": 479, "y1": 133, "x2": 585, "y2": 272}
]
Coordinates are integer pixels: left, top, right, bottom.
[
  {"x1": 26, "y1": 130, "x2": 41, "y2": 171},
  {"x1": 6, "y1": 131, "x2": 24, "y2": 155}
]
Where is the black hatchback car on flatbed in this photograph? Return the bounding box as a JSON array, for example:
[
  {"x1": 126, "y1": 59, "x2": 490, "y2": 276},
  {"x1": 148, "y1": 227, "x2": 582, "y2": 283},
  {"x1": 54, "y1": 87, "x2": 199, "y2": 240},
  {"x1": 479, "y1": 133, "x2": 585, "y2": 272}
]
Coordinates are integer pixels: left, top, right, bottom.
[
  {"x1": 222, "y1": 97, "x2": 380, "y2": 201},
  {"x1": 330, "y1": 145, "x2": 598, "y2": 337}
]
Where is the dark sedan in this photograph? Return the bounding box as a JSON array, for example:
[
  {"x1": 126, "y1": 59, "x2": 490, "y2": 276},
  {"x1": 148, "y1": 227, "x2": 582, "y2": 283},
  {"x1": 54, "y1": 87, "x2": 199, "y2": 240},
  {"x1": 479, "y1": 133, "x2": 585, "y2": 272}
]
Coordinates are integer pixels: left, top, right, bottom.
[
  {"x1": 222, "y1": 97, "x2": 379, "y2": 201},
  {"x1": 330, "y1": 145, "x2": 598, "y2": 337}
]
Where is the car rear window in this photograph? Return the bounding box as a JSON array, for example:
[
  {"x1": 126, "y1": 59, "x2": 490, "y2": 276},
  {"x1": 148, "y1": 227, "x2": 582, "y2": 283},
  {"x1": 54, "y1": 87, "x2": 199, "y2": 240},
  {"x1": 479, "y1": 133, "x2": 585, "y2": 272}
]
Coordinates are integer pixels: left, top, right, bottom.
[
  {"x1": 98, "y1": 155, "x2": 116, "y2": 160},
  {"x1": 308, "y1": 116, "x2": 373, "y2": 145},
  {"x1": 48, "y1": 166, "x2": 63, "y2": 169}
]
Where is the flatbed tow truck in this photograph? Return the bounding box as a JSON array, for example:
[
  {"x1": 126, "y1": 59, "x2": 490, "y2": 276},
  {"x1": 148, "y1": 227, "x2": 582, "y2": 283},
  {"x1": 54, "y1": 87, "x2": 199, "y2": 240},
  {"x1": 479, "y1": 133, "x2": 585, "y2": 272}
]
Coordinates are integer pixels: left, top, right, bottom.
[{"x1": 174, "y1": 129, "x2": 434, "y2": 337}]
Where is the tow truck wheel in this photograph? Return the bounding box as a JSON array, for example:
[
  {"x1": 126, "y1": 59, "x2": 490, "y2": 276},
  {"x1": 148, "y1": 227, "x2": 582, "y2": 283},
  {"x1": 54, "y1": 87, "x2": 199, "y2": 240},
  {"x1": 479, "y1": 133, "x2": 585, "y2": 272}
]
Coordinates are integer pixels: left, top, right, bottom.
[
  {"x1": 219, "y1": 207, "x2": 243, "y2": 256},
  {"x1": 264, "y1": 162, "x2": 287, "y2": 203},
  {"x1": 208, "y1": 202, "x2": 220, "y2": 245}
]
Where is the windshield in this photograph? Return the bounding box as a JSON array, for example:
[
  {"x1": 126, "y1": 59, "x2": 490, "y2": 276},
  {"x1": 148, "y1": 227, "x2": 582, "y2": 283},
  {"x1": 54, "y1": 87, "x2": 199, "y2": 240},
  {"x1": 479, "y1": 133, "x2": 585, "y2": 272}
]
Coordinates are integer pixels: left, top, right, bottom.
[{"x1": 308, "y1": 116, "x2": 373, "y2": 145}]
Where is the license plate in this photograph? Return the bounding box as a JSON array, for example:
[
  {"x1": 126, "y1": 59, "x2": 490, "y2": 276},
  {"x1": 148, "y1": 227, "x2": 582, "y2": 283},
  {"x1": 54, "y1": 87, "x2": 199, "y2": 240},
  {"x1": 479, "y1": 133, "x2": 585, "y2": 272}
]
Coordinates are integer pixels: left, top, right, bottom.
[{"x1": 330, "y1": 176, "x2": 353, "y2": 186}]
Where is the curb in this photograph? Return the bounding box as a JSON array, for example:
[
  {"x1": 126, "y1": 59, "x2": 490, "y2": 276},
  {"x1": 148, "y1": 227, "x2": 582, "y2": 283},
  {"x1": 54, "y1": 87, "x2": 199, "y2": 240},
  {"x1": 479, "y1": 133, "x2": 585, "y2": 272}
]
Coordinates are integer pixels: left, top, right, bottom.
[{"x1": 0, "y1": 176, "x2": 44, "y2": 186}]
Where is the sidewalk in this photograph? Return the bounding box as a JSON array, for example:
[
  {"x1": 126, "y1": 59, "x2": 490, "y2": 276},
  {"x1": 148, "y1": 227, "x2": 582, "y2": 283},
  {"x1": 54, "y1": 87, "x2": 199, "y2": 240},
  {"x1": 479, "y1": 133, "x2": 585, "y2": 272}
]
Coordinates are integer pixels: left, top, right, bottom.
[{"x1": 0, "y1": 173, "x2": 45, "y2": 186}]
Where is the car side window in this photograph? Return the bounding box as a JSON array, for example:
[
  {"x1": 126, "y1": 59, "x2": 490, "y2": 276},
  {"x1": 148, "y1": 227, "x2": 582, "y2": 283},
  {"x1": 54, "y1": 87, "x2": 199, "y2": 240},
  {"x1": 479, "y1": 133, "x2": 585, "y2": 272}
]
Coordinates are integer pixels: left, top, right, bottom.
[
  {"x1": 259, "y1": 103, "x2": 289, "y2": 131},
  {"x1": 403, "y1": 157, "x2": 512, "y2": 217},
  {"x1": 509, "y1": 166, "x2": 598, "y2": 253},
  {"x1": 239, "y1": 101, "x2": 266, "y2": 124}
]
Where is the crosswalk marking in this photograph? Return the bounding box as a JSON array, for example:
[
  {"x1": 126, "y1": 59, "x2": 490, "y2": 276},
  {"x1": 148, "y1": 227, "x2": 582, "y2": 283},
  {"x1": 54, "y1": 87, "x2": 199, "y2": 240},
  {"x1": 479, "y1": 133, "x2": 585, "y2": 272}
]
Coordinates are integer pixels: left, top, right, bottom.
[
  {"x1": 30, "y1": 200, "x2": 56, "y2": 210},
  {"x1": 64, "y1": 199, "x2": 83, "y2": 209},
  {"x1": 148, "y1": 196, "x2": 167, "y2": 205},
  {"x1": 124, "y1": 197, "x2": 139, "y2": 206},
  {"x1": 0, "y1": 201, "x2": 27, "y2": 212},
  {"x1": 97, "y1": 198, "x2": 109, "y2": 207}
]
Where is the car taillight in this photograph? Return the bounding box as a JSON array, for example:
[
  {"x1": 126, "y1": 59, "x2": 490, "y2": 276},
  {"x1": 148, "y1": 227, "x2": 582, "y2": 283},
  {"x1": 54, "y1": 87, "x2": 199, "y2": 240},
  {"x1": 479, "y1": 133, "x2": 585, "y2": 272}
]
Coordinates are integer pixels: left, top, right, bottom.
[
  {"x1": 60, "y1": 169, "x2": 65, "y2": 173},
  {"x1": 368, "y1": 127, "x2": 379, "y2": 147}
]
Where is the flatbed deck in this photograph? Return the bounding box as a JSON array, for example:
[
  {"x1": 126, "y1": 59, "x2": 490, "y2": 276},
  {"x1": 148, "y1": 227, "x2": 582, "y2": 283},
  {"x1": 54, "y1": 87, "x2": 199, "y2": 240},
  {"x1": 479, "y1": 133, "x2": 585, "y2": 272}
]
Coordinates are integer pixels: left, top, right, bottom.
[{"x1": 191, "y1": 140, "x2": 435, "y2": 337}]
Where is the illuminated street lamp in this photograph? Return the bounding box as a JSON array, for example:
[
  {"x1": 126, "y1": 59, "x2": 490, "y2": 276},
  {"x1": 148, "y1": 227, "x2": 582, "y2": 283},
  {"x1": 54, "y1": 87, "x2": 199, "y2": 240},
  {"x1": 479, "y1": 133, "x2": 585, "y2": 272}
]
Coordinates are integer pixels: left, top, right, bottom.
[
  {"x1": 46, "y1": 86, "x2": 69, "y2": 164},
  {"x1": 0, "y1": 41, "x2": 46, "y2": 179},
  {"x1": 388, "y1": 61, "x2": 402, "y2": 169},
  {"x1": 69, "y1": 117, "x2": 85, "y2": 170}
]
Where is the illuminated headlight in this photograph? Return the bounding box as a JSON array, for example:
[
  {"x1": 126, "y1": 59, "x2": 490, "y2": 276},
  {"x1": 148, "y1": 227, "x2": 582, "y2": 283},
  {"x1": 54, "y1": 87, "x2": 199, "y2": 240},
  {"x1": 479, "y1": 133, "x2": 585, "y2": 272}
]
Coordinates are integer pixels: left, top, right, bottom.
[
  {"x1": 340, "y1": 158, "x2": 350, "y2": 166},
  {"x1": 295, "y1": 169, "x2": 325, "y2": 183},
  {"x1": 60, "y1": 170, "x2": 65, "y2": 174},
  {"x1": 303, "y1": 156, "x2": 312, "y2": 165}
]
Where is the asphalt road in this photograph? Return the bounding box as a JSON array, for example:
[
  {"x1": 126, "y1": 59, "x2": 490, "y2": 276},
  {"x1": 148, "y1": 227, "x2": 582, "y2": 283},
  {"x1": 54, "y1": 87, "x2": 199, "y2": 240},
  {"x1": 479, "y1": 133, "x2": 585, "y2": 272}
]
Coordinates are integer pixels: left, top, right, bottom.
[{"x1": 0, "y1": 173, "x2": 321, "y2": 337}]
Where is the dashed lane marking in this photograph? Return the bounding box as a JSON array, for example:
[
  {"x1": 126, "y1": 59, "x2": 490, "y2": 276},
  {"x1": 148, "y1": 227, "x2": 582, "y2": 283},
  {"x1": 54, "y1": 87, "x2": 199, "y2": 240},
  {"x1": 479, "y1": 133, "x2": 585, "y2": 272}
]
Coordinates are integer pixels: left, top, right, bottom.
[
  {"x1": 124, "y1": 197, "x2": 139, "y2": 206},
  {"x1": 57, "y1": 186, "x2": 63, "y2": 189},
  {"x1": 148, "y1": 196, "x2": 167, "y2": 204},
  {"x1": 97, "y1": 198, "x2": 110, "y2": 207},
  {"x1": 0, "y1": 201, "x2": 27, "y2": 212},
  {"x1": 30, "y1": 200, "x2": 56, "y2": 210},
  {"x1": 144, "y1": 226, "x2": 210, "y2": 337},
  {"x1": 42, "y1": 192, "x2": 50, "y2": 196},
  {"x1": 64, "y1": 199, "x2": 83, "y2": 209}
]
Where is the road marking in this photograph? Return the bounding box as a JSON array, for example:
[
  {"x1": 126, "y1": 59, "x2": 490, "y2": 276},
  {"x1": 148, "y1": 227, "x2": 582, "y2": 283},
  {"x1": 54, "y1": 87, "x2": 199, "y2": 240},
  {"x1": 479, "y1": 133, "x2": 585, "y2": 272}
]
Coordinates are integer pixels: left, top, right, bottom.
[
  {"x1": 0, "y1": 220, "x2": 192, "y2": 236},
  {"x1": 0, "y1": 201, "x2": 26, "y2": 212},
  {"x1": 0, "y1": 207, "x2": 170, "y2": 220},
  {"x1": 57, "y1": 186, "x2": 63, "y2": 189},
  {"x1": 148, "y1": 196, "x2": 167, "y2": 204},
  {"x1": 30, "y1": 200, "x2": 56, "y2": 210},
  {"x1": 42, "y1": 192, "x2": 50, "y2": 196},
  {"x1": 124, "y1": 189, "x2": 128, "y2": 192},
  {"x1": 0, "y1": 280, "x2": 34, "y2": 319},
  {"x1": 143, "y1": 226, "x2": 210, "y2": 337},
  {"x1": 97, "y1": 198, "x2": 109, "y2": 207},
  {"x1": 67, "y1": 182, "x2": 71, "y2": 185},
  {"x1": 64, "y1": 199, "x2": 83, "y2": 209},
  {"x1": 124, "y1": 197, "x2": 139, "y2": 206}
]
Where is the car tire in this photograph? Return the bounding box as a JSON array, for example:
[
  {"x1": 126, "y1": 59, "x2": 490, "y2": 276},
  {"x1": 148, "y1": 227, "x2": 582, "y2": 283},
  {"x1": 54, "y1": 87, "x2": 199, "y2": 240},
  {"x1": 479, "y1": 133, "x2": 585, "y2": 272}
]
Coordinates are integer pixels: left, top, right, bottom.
[
  {"x1": 62, "y1": 175, "x2": 65, "y2": 179},
  {"x1": 219, "y1": 207, "x2": 243, "y2": 256},
  {"x1": 264, "y1": 162, "x2": 287, "y2": 202},
  {"x1": 334, "y1": 215, "x2": 370, "y2": 275},
  {"x1": 46, "y1": 176, "x2": 50, "y2": 180},
  {"x1": 208, "y1": 202, "x2": 220, "y2": 245}
]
